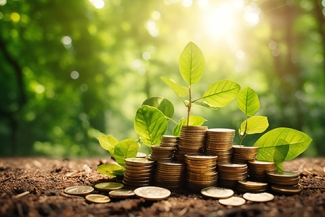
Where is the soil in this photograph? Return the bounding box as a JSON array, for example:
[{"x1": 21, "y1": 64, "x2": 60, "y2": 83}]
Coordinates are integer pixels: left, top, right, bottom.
[{"x1": 0, "y1": 157, "x2": 324, "y2": 217}]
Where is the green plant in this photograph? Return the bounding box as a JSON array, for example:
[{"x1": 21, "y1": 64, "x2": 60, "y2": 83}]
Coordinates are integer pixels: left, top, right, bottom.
[
  {"x1": 237, "y1": 87, "x2": 269, "y2": 146},
  {"x1": 161, "y1": 41, "x2": 240, "y2": 136}
]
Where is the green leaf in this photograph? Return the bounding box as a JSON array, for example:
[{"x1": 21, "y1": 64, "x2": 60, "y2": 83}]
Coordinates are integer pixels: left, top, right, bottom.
[
  {"x1": 97, "y1": 163, "x2": 125, "y2": 177},
  {"x1": 114, "y1": 139, "x2": 139, "y2": 167},
  {"x1": 98, "y1": 135, "x2": 118, "y2": 155},
  {"x1": 202, "y1": 80, "x2": 240, "y2": 107},
  {"x1": 179, "y1": 41, "x2": 205, "y2": 85},
  {"x1": 188, "y1": 115, "x2": 206, "y2": 126},
  {"x1": 142, "y1": 96, "x2": 174, "y2": 119},
  {"x1": 161, "y1": 76, "x2": 188, "y2": 98},
  {"x1": 193, "y1": 100, "x2": 219, "y2": 110},
  {"x1": 239, "y1": 116, "x2": 269, "y2": 135},
  {"x1": 172, "y1": 118, "x2": 185, "y2": 136},
  {"x1": 254, "y1": 127, "x2": 313, "y2": 171},
  {"x1": 237, "y1": 87, "x2": 260, "y2": 116},
  {"x1": 134, "y1": 105, "x2": 168, "y2": 146}
]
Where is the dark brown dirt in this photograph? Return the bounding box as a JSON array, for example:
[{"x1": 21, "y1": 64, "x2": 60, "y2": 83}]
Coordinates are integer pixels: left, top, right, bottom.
[{"x1": 0, "y1": 157, "x2": 324, "y2": 217}]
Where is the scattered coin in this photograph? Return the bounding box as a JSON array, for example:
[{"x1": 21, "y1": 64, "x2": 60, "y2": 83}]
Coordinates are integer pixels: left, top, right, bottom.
[
  {"x1": 219, "y1": 196, "x2": 246, "y2": 206},
  {"x1": 134, "y1": 186, "x2": 171, "y2": 200},
  {"x1": 243, "y1": 192, "x2": 274, "y2": 202},
  {"x1": 201, "y1": 186, "x2": 234, "y2": 199},
  {"x1": 85, "y1": 194, "x2": 110, "y2": 203},
  {"x1": 64, "y1": 186, "x2": 94, "y2": 196},
  {"x1": 95, "y1": 182, "x2": 124, "y2": 191},
  {"x1": 109, "y1": 189, "x2": 135, "y2": 199}
]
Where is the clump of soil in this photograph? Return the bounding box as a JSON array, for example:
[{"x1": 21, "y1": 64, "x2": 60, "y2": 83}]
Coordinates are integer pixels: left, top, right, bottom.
[{"x1": 0, "y1": 157, "x2": 324, "y2": 217}]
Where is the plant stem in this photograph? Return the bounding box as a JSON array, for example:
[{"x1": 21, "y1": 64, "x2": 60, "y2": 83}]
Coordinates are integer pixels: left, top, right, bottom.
[
  {"x1": 239, "y1": 115, "x2": 248, "y2": 147},
  {"x1": 186, "y1": 86, "x2": 192, "y2": 126}
]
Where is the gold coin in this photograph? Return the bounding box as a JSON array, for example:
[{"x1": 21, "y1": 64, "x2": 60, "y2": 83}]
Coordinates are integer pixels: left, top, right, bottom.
[
  {"x1": 85, "y1": 194, "x2": 110, "y2": 203},
  {"x1": 125, "y1": 158, "x2": 154, "y2": 165},
  {"x1": 109, "y1": 189, "x2": 135, "y2": 199},
  {"x1": 136, "y1": 152, "x2": 147, "y2": 158},
  {"x1": 237, "y1": 181, "x2": 268, "y2": 189},
  {"x1": 201, "y1": 186, "x2": 234, "y2": 199},
  {"x1": 243, "y1": 192, "x2": 274, "y2": 202},
  {"x1": 95, "y1": 182, "x2": 124, "y2": 191},
  {"x1": 267, "y1": 171, "x2": 299, "y2": 178},
  {"x1": 219, "y1": 196, "x2": 246, "y2": 206},
  {"x1": 134, "y1": 186, "x2": 171, "y2": 200},
  {"x1": 271, "y1": 185, "x2": 302, "y2": 194},
  {"x1": 64, "y1": 186, "x2": 94, "y2": 196}
]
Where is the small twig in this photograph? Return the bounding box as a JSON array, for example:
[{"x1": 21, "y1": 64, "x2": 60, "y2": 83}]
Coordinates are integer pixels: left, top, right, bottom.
[
  {"x1": 13, "y1": 191, "x2": 30, "y2": 199},
  {"x1": 16, "y1": 203, "x2": 24, "y2": 217}
]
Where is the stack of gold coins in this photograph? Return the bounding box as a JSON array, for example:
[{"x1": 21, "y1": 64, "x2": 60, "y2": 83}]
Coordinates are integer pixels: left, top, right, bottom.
[
  {"x1": 154, "y1": 161, "x2": 185, "y2": 190},
  {"x1": 205, "y1": 128, "x2": 235, "y2": 164},
  {"x1": 149, "y1": 146, "x2": 177, "y2": 161},
  {"x1": 231, "y1": 145, "x2": 258, "y2": 164},
  {"x1": 174, "y1": 126, "x2": 208, "y2": 162},
  {"x1": 267, "y1": 171, "x2": 302, "y2": 194},
  {"x1": 236, "y1": 180, "x2": 268, "y2": 193},
  {"x1": 123, "y1": 158, "x2": 155, "y2": 187},
  {"x1": 185, "y1": 154, "x2": 218, "y2": 192},
  {"x1": 248, "y1": 160, "x2": 277, "y2": 182},
  {"x1": 160, "y1": 135, "x2": 179, "y2": 147},
  {"x1": 218, "y1": 164, "x2": 248, "y2": 189}
]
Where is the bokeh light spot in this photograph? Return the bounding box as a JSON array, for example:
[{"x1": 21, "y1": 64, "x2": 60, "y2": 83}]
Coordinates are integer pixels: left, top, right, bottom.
[
  {"x1": 70, "y1": 71, "x2": 79, "y2": 80},
  {"x1": 10, "y1": 12, "x2": 20, "y2": 22}
]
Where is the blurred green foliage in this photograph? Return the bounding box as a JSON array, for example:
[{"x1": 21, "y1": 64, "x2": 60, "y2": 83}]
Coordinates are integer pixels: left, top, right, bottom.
[{"x1": 0, "y1": 0, "x2": 324, "y2": 157}]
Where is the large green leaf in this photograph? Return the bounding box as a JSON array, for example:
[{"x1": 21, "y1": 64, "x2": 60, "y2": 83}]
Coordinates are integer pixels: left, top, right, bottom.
[
  {"x1": 237, "y1": 87, "x2": 260, "y2": 116},
  {"x1": 114, "y1": 139, "x2": 139, "y2": 167},
  {"x1": 134, "y1": 105, "x2": 168, "y2": 146},
  {"x1": 98, "y1": 135, "x2": 118, "y2": 155},
  {"x1": 179, "y1": 41, "x2": 205, "y2": 85},
  {"x1": 161, "y1": 76, "x2": 188, "y2": 98},
  {"x1": 97, "y1": 163, "x2": 125, "y2": 177},
  {"x1": 142, "y1": 96, "x2": 174, "y2": 119},
  {"x1": 239, "y1": 116, "x2": 269, "y2": 135},
  {"x1": 254, "y1": 127, "x2": 312, "y2": 171},
  {"x1": 202, "y1": 80, "x2": 240, "y2": 107}
]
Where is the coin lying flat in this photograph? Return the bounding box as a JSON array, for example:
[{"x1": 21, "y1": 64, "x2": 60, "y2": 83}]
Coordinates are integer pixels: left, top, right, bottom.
[
  {"x1": 201, "y1": 187, "x2": 234, "y2": 199},
  {"x1": 64, "y1": 186, "x2": 94, "y2": 196},
  {"x1": 109, "y1": 189, "x2": 135, "y2": 199},
  {"x1": 219, "y1": 196, "x2": 246, "y2": 206},
  {"x1": 243, "y1": 192, "x2": 274, "y2": 202},
  {"x1": 85, "y1": 194, "x2": 110, "y2": 203},
  {"x1": 134, "y1": 186, "x2": 171, "y2": 200},
  {"x1": 95, "y1": 182, "x2": 124, "y2": 191}
]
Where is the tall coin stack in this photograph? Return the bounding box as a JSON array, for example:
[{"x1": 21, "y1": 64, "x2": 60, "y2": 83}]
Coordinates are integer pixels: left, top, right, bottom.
[
  {"x1": 218, "y1": 164, "x2": 248, "y2": 189},
  {"x1": 154, "y1": 161, "x2": 185, "y2": 190},
  {"x1": 185, "y1": 154, "x2": 218, "y2": 192},
  {"x1": 267, "y1": 171, "x2": 302, "y2": 194},
  {"x1": 205, "y1": 128, "x2": 235, "y2": 164},
  {"x1": 231, "y1": 145, "x2": 258, "y2": 164},
  {"x1": 174, "y1": 126, "x2": 208, "y2": 162},
  {"x1": 123, "y1": 158, "x2": 155, "y2": 187},
  {"x1": 247, "y1": 160, "x2": 277, "y2": 182}
]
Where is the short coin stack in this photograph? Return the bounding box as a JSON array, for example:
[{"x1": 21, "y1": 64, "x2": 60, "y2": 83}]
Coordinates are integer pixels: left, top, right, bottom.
[
  {"x1": 236, "y1": 180, "x2": 268, "y2": 193},
  {"x1": 231, "y1": 146, "x2": 258, "y2": 164},
  {"x1": 267, "y1": 171, "x2": 302, "y2": 194},
  {"x1": 218, "y1": 164, "x2": 248, "y2": 189},
  {"x1": 123, "y1": 158, "x2": 155, "y2": 187},
  {"x1": 205, "y1": 128, "x2": 235, "y2": 164},
  {"x1": 185, "y1": 154, "x2": 218, "y2": 192},
  {"x1": 247, "y1": 160, "x2": 277, "y2": 182},
  {"x1": 174, "y1": 126, "x2": 208, "y2": 162},
  {"x1": 154, "y1": 161, "x2": 185, "y2": 190},
  {"x1": 160, "y1": 135, "x2": 179, "y2": 147},
  {"x1": 149, "y1": 146, "x2": 177, "y2": 161}
]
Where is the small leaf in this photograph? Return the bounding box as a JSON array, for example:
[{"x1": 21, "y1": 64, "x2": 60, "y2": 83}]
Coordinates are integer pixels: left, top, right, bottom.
[
  {"x1": 172, "y1": 118, "x2": 185, "y2": 136},
  {"x1": 188, "y1": 115, "x2": 206, "y2": 126},
  {"x1": 254, "y1": 127, "x2": 313, "y2": 171},
  {"x1": 97, "y1": 163, "x2": 124, "y2": 177},
  {"x1": 114, "y1": 139, "x2": 139, "y2": 167},
  {"x1": 142, "y1": 96, "x2": 174, "y2": 119},
  {"x1": 237, "y1": 87, "x2": 260, "y2": 116},
  {"x1": 193, "y1": 100, "x2": 219, "y2": 110},
  {"x1": 134, "y1": 105, "x2": 168, "y2": 146},
  {"x1": 98, "y1": 135, "x2": 118, "y2": 155},
  {"x1": 161, "y1": 76, "x2": 188, "y2": 98},
  {"x1": 202, "y1": 80, "x2": 240, "y2": 107},
  {"x1": 239, "y1": 116, "x2": 269, "y2": 135},
  {"x1": 179, "y1": 42, "x2": 205, "y2": 85}
]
